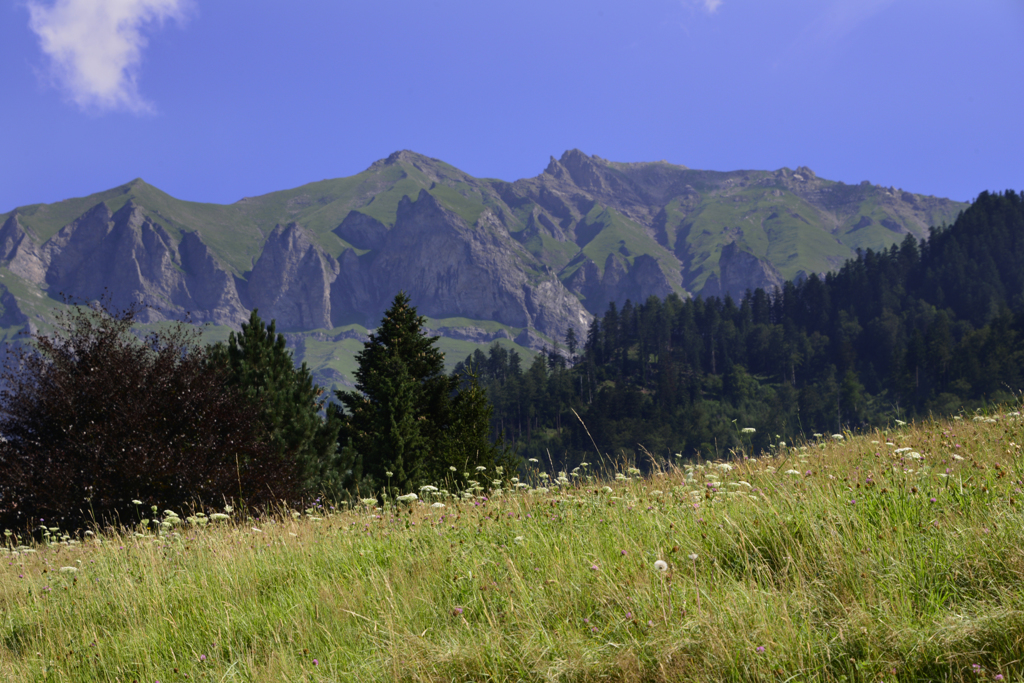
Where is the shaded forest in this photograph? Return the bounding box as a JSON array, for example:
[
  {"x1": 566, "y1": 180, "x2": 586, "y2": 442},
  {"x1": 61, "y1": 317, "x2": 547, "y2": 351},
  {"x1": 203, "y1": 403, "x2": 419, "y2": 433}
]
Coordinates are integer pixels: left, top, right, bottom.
[{"x1": 455, "y1": 190, "x2": 1024, "y2": 468}]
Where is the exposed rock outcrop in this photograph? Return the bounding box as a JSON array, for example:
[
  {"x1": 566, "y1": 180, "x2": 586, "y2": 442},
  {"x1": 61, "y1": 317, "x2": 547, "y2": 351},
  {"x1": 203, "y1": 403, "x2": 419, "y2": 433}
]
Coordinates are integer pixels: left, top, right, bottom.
[
  {"x1": 334, "y1": 210, "x2": 388, "y2": 250},
  {"x1": 43, "y1": 202, "x2": 186, "y2": 320},
  {"x1": 0, "y1": 284, "x2": 28, "y2": 327},
  {"x1": 0, "y1": 212, "x2": 48, "y2": 284},
  {"x1": 562, "y1": 253, "x2": 676, "y2": 312},
  {"x1": 177, "y1": 232, "x2": 249, "y2": 326},
  {"x1": 330, "y1": 248, "x2": 375, "y2": 326},
  {"x1": 369, "y1": 190, "x2": 591, "y2": 340},
  {"x1": 702, "y1": 242, "x2": 784, "y2": 299},
  {"x1": 248, "y1": 222, "x2": 338, "y2": 330}
]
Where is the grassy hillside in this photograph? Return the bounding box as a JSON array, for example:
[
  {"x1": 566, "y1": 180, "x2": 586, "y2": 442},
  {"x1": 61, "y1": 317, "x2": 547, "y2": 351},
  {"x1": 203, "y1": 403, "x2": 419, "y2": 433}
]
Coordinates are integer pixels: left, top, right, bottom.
[{"x1": 3, "y1": 407, "x2": 1022, "y2": 682}]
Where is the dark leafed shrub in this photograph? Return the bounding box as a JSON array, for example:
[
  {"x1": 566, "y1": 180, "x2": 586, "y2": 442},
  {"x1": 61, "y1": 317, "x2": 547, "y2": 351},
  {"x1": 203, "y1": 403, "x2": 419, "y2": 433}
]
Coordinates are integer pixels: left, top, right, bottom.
[{"x1": 0, "y1": 299, "x2": 299, "y2": 533}]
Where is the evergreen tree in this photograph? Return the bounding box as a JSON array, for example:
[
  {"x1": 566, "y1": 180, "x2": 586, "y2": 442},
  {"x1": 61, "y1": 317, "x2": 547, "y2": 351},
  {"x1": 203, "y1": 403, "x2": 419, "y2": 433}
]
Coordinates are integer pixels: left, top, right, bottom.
[
  {"x1": 564, "y1": 327, "x2": 578, "y2": 365},
  {"x1": 207, "y1": 310, "x2": 343, "y2": 496},
  {"x1": 336, "y1": 293, "x2": 515, "y2": 496}
]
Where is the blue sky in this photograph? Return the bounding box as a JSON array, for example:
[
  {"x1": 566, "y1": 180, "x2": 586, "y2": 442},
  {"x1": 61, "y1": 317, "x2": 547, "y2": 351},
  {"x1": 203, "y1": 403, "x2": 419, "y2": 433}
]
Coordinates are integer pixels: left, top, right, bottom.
[{"x1": 1, "y1": 0, "x2": 1022, "y2": 212}]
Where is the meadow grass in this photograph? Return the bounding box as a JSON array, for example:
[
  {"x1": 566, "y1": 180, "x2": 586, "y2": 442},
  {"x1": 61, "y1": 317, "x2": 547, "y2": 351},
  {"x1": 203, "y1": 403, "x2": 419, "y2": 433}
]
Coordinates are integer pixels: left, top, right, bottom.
[{"x1": 2, "y1": 408, "x2": 1023, "y2": 682}]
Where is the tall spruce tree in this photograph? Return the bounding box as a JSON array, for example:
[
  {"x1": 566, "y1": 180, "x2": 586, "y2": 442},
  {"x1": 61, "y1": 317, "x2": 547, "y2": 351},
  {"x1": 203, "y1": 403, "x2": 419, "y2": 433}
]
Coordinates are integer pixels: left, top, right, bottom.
[
  {"x1": 336, "y1": 293, "x2": 514, "y2": 496},
  {"x1": 206, "y1": 310, "x2": 343, "y2": 496}
]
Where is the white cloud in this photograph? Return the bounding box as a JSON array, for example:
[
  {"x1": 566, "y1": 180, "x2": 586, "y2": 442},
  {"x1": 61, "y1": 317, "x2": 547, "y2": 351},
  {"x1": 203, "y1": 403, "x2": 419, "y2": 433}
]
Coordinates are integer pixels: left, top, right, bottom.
[{"x1": 27, "y1": 0, "x2": 188, "y2": 113}]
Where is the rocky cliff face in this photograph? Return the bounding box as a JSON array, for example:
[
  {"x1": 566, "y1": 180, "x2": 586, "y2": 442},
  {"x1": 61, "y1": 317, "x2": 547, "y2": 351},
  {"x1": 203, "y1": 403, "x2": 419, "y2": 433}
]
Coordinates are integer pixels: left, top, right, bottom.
[
  {"x1": 248, "y1": 222, "x2": 338, "y2": 330},
  {"x1": 365, "y1": 190, "x2": 589, "y2": 337},
  {"x1": 0, "y1": 201, "x2": 250, "y2": 326},
  {"x1": 371, "y1": 191, "x2": 534, "y2": 327},
  {"x1": 701, "y1": 243, "x2": 785, "y2": 299},
  {"x1": 0, "y1": 212, "x2": 48, "y2": 284}
]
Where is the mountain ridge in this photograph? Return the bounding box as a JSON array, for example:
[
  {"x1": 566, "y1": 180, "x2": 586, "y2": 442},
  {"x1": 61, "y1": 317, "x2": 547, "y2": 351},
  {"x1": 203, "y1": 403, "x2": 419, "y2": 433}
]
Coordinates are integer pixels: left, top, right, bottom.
[{"x1": 0, "y1": 150, "x2": 968, "y2": 388}]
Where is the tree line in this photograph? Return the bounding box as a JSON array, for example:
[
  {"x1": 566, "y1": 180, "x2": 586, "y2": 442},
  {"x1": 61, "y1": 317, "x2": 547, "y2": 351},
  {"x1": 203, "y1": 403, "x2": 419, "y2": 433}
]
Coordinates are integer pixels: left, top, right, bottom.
[
  {"x1": 456, "y1": 190, "x2": 1024, "y2": 468},
  {"x1": 0, "y1": 293, "x2": 506, "y2": 532}
]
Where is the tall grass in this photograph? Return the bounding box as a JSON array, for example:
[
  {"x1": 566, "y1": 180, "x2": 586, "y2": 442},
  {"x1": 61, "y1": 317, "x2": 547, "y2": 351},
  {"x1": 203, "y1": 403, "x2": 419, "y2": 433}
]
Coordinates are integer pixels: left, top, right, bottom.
[{"x1": 2, "y1": 408, "x2": 1023, "y2": 682}]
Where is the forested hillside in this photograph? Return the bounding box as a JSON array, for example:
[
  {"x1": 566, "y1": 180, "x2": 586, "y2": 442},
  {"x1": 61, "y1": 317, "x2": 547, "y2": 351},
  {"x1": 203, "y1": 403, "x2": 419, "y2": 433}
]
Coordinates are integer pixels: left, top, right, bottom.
[{"x1": 456, "y1": 190, "x2": 1024, "y2": 467}]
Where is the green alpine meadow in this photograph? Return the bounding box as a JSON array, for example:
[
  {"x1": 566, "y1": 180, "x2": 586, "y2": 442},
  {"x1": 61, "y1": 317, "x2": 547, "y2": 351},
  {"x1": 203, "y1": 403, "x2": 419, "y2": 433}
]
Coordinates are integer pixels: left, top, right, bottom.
[{"x1": 2, "y1": 409, "x2": 1022, "y2": 682}]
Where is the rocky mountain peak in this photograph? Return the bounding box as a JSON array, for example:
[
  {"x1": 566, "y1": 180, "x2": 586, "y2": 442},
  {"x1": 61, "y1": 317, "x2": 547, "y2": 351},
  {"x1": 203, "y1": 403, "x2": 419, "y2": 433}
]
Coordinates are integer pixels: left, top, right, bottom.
[
  {"x1": 554, "y1": 149, "x2": 613, "y2": 193},
  {"x1": 381, "y1": 150, "x2": 422, "y2": 166},
  {"x1": 543, "y1": 155, "x2": 570, "y2": 181}
]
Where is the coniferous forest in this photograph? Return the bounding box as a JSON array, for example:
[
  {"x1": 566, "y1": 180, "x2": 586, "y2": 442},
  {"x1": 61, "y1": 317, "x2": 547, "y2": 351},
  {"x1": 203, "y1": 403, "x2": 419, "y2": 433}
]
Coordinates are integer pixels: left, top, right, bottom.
[{"x1": 456, "y1": 190, "x2": 1024, "y2": 468}]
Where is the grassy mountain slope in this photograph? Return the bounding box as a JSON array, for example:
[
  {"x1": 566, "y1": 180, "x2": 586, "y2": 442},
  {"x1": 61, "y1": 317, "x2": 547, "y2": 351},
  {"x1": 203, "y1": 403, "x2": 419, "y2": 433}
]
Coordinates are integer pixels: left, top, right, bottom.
[{"x1": 2, "y1": 408, "x2": 1021, "y2": 681}]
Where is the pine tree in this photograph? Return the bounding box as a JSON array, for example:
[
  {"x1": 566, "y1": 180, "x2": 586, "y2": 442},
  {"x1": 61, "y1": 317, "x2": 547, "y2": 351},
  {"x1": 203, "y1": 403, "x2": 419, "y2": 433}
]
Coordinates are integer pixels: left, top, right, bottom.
[
  {"x1": 336, "y1": 293, "x2": 515, "y2": 496},
  {"x1": 206, "y1": 309, "x2": 343, "y2": 496}
]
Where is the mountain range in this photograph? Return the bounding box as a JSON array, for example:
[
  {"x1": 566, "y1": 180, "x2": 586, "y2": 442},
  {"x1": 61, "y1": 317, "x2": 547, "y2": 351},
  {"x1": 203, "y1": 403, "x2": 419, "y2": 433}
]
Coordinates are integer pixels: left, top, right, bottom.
[{"x1": 0, "y1": 150, "x2": 967, "y2": 388}]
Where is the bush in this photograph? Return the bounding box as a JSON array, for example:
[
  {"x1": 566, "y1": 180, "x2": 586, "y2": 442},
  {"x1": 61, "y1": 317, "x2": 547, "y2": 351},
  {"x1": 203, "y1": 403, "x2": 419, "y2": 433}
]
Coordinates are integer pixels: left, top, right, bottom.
[{"x1": 0, "y1": 300, "x2": 299, "y2": 532}]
